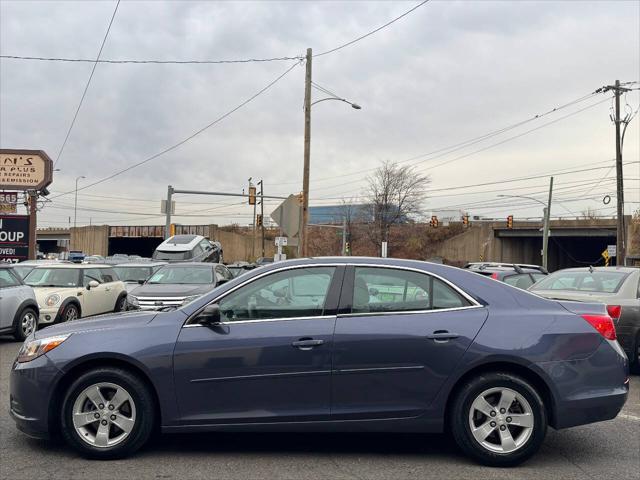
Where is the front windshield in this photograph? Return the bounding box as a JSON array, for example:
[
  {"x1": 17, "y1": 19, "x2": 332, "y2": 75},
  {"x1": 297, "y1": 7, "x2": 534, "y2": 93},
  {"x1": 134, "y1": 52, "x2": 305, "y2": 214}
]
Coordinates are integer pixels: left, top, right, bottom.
[
  {"x1": 25, "y1": 268, "x2": 79, "y2": 288},
  {"x1": 12, "y1": 265, "x2": 34, "y2": 279},
  {"x1": 113, "y1": 266, "x2": 152, "y2": 283},
  {"x1": 147, "y1": 267, "x2": 213, "y2": 285},
  {"x1": 530, "y1": 270, "x2": 629, "y2": 294}
]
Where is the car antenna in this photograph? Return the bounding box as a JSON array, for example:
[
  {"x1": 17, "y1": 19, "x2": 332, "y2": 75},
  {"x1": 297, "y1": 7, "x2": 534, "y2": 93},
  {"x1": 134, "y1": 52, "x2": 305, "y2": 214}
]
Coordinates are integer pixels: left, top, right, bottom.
[{"x1": 588, "y1": 265, "x2": 594, "y2": 274}]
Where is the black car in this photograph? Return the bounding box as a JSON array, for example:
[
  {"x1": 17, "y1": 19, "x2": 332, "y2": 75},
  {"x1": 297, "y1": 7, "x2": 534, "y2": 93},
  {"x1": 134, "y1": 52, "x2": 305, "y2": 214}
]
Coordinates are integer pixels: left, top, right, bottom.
[
  {"x1": 464, "y1": 262, "x2": 547, "y2": 290},
  {"x1": 226, "y1": 261, "x2": 258, "y2": 278},
  {"x1": 127, "y1": 262, "x2": 233, "y2": 310}
]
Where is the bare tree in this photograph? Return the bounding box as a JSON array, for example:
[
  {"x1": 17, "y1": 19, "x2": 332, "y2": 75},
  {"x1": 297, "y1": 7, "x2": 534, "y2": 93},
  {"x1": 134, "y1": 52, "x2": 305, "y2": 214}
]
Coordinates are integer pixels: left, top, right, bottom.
[
  {"x1": 580, "y1": 206, "x2": 599, "y2": 219},
  {"x1": 363, "y1": 161, "x2": 430, "y2": 253},
  {"x1": 340, "y1": 197, "x2": 357, "y2": 254}
]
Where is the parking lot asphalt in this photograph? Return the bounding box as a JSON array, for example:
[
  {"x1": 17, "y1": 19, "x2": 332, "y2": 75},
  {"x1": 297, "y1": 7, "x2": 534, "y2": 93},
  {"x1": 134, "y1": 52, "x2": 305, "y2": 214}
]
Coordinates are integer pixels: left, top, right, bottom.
[{"x1": 0, "y1": 336, "x2": 638, "y2": 480}]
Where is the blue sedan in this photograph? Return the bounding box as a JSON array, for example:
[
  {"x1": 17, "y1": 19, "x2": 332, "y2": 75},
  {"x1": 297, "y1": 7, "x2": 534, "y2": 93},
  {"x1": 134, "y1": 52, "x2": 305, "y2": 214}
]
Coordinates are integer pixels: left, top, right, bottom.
[{"x1": 9, "y1": 257, "x2": 629, "y2": 466}]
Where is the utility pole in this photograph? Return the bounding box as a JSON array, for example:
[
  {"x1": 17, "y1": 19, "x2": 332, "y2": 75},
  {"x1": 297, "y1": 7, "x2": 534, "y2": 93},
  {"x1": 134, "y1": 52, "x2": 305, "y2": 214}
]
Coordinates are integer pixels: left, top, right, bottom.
[
  {"x1": 249, "y1": 178, "x2": 257, "y2": 260},
  {"x1": 301, "y1": 47, "x2": 312, "y2": 257},
  {"x1": 259, "y1": 179, "x2": 265, "y2": 257},
  {"x1": 73, "y1": 175, "x2": 85, "y2": 229},
  {"x1": 613, "y1": 80, "x2": 625, "y2": 266},
  {"x1": 164, "y1": 185, "x2": 174, "y2": 239},
  {"x1": 541, "y1": 177, "x2": 553, "y2": 271},
  {"x1": 27, "y1": 191, "x2": 37, "y2": 260}
]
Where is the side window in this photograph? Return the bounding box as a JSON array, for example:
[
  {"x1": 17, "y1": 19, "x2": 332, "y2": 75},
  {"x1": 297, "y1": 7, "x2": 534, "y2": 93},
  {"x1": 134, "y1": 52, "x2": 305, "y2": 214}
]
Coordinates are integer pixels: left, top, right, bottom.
[
  {"x1": 352, "y1": 267, "x2": 470, "y2": 313},
  {"x1": 503, "y1": 273, "x2": 534, "y2": 290},
  {"x1": 0, "y1": 269, "x2": 20, "y2": 288},
  {"x1": 218, "y1": 267, "x2": 336, "y2": 321},
  {"x1": 531, "y1": 273, "x2": 546, "y2": 284},
  {"x1": 192, "y1": 244, "x2": 203, "y2": 258},
  {"x1": 101, "y1": 268, "x2": 117, "y2": 283},
  {"x1": 214, "y1": 267, "x2": 225, "y2": 283},
  {"x1": 83, "y1": 268, "x2": 103, "y2": 287},
  {"x1": 352, "y1": 267, "x2": 431, "y2": 313},
  {"x1": 432, "y1": 277, "x2": 471, "y2": 309},
  {"x1": 200, "y1": 239, "x2": 211, "y2": 252}
]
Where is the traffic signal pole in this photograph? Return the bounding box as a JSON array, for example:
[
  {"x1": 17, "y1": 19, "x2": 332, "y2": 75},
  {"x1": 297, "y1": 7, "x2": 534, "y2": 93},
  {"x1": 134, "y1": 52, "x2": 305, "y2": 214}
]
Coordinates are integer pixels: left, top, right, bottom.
[
  {"x1": 542, "y1": 176, "x2": 553, "y2": 271},
  {"x1": 259, "y1": 179, "x2": 265, "y2": 257}
]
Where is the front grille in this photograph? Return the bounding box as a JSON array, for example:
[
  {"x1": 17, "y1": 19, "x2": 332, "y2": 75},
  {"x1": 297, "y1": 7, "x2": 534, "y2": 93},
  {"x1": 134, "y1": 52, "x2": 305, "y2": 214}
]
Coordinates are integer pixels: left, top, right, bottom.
[{"x1": 136, "y1": 296, "x2": 186, "y2": 309}]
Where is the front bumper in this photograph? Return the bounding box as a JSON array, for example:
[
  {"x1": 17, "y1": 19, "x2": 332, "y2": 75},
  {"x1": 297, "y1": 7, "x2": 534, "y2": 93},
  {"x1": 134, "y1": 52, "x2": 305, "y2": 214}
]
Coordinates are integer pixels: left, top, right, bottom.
[
  {"x1": 10, "y1": 353, "x2": 62, "y2": 439},
  {"x1": 37, "y1": 307, "x2": 61, "y2": 325}
]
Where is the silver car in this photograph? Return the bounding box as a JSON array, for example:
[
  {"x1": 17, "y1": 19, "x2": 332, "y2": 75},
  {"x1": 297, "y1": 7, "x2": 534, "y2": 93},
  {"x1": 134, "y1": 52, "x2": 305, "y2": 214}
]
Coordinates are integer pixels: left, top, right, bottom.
[
  {"x1": 530, "y1": 266, "x2": 640, "y2": 372},
  {"x1": 0, "y1": 264, "x2": 39, "y2": 340}
]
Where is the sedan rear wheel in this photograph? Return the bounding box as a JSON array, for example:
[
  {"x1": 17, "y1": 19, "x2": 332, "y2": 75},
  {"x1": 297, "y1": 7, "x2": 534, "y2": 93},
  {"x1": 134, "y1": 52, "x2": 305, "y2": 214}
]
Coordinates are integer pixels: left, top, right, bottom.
[
  {"x1": 61, "y1": 367, "x2": 155, "y2": 459},
  {"x1": 451, "y1": 372, "x2": 547, "y2": 467}
]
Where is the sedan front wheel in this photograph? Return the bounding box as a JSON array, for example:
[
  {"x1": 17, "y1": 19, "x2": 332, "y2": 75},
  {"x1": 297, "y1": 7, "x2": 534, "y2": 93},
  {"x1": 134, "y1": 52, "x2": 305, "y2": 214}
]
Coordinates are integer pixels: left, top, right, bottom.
[
  {"x1": 450, "y1": 372, "x2": 547, "y2": 467},
  {"x1": 61, "y1": 367, "x2": 155, "y2": 459}
]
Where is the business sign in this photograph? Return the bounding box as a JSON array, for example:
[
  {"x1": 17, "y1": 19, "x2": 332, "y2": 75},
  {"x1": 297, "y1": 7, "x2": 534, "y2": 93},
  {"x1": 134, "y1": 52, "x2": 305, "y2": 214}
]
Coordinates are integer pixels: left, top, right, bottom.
[
  {"x1": 607, "y1": 245, "x2": 617, "y2": 258},
  {"x1": 0, "y1": 191, "x2": 18, "y2": 214},
  {"x1": 0, "y1": 215, "x2": 29, "y2": 262},
  {"x1": 0, "y1": 149, "x2": 53, "y2": 191}
]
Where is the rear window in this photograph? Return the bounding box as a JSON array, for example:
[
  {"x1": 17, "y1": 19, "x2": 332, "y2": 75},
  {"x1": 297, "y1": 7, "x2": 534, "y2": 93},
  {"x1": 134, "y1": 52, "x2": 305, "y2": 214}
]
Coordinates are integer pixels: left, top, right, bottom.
[
  {"x1": 531, "y1": 271, "x2": 629, "y2": 293},
  {"x1": 152, "y1": 250, "x2": 192, "y2": 261},
  {"x1": 165, "y1": 235, "x2": 197, "y2": 245}
]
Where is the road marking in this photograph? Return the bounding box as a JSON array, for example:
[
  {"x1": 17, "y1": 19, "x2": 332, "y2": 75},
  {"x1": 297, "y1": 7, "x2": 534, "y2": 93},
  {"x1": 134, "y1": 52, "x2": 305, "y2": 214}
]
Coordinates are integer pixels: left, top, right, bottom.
[{"x1": 618, "y1": 413, "x2": 640, "y2": 422}]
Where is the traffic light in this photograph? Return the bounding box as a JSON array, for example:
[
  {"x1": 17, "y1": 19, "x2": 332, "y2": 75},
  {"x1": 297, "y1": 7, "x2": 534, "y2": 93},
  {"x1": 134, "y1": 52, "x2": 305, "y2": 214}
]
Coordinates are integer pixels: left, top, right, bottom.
[
  {"x1": 169, "y1": 223, "x2": 176, "y2": 236},
  {"x1": 507, "y1": 215, "x2": 514, "y2": 229},
  {"x1": 462, "y1": 215, "x2": 469, "y2": 227},
  {"x1": 256, "y1": 214, "x2": 263, "y2": 227},
  {"x1": 430, "y1": 215, "x2": 439, "y2": 228},
  {"x1": 248, "y1": 186, "x2": 257, "y2": 205},
  {"x1": 345, "y1": 241, "x2": 351, "y2": 255}
]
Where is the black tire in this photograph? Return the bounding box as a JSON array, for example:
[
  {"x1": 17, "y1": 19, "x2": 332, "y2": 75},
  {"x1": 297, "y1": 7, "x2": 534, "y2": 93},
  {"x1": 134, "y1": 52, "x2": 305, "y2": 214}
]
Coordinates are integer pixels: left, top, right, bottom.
[
  {"x1": 13, "y1": 307, "x2": 38, "y2": 341},
  {"x1": 114, "y1": 295, "x2": 127, "y2": 313},
  {"x1": 60, "y1": 367, "x2": 155, "y2": 459},
  {"x1": 59, "y1": 303, "x2": 80, "y2": 323},
  {"x1": 450, "y1": 372, "x2": 547, "y2": 467}
]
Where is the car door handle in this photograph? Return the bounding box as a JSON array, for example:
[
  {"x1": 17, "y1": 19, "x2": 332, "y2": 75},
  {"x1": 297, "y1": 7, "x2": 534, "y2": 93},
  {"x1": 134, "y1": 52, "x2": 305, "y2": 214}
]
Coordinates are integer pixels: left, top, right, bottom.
[
  {"x1": 292, "y1": 338, "x2": 324, "y2": 350},
  {"x1": 426, "y1": 330, "x2": 460, "y2": 343}
]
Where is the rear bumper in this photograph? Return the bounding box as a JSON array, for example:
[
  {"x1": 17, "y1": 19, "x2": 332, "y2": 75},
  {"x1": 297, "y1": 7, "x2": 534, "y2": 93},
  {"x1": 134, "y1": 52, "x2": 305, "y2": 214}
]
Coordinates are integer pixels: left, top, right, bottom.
[{"x1": 537, "y1": 339, "x2": 629, "y2": 430}]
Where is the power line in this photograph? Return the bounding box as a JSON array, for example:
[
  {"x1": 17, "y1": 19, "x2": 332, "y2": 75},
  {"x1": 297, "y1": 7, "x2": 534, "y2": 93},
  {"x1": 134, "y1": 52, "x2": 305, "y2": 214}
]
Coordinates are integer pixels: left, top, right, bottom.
[
  {"x1": 310, "y1": 96, "x2": 612, "y2": 198},
  {"x1": 0, "y1": 54, "x2": 304, "y2": 64},
  {"x1": 269, "y1": 90, "x2": 600, "y2": 188},
  {"x1": 314, "y1": 0, "x2": 431, "y2": 57},
  {"x1": 48, "y1": 60, "x2": 301, "y2": 201},
  {"x1": 53, "y1": 0, "x2": 120, "y2": 169}
]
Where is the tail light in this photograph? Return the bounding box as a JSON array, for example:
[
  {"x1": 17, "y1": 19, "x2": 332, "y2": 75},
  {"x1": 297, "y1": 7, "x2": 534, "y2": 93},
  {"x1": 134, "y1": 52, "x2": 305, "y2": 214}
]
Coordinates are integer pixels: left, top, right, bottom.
[
  {"x1": 606, "y1": 305, "x2": 621, "y2": 320},
  {"x1": 581, "y1": 314, "x2": 616, "y2": 340},
  {"x1": 491, "y1": 272, "x2": 499, "y2": 279}
]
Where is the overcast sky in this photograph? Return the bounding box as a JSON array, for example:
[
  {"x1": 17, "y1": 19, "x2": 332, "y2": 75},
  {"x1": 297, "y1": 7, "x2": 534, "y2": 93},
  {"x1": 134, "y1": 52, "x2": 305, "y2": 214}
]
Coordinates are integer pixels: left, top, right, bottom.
[{"x1": 1, "y1": 0, "x2": 638, "y2": 228}]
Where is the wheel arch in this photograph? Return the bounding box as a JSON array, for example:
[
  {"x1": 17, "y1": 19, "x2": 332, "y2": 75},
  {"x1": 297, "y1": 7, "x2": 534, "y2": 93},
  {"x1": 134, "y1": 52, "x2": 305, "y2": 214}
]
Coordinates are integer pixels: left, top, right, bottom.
[
  {"x1": 48, "y1": 354, "x2": 162, "y2": 436},
  {"x1": 444, "y1": 360, "x2": 558, "y2": 429},
  {"x1": 11, "y1": 299, "x2": 39, "y2": 329},
  {"x1": 59, "y1": 297, "x2": 82, "y2": 319}
]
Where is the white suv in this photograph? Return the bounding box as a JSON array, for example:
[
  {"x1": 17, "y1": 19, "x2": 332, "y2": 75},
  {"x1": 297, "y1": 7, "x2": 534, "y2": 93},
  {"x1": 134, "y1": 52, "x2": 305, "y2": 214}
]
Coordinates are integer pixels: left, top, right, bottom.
[{"x1": 23, "y1": 264, "x2": 127, "y2": 325}]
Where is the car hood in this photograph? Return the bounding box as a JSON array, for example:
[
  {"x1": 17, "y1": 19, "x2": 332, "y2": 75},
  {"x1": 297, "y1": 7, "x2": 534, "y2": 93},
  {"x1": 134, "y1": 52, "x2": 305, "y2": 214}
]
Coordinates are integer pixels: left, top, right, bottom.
[
  {"x1": 31, "y1": 286, "x2": 81, "y2": 304},
  {"x1": 33, "y1": 310, "x2": 157, "y2": 339},
  {"x1": 129, "y1": 283, "x2": 215, "y2": 297}
]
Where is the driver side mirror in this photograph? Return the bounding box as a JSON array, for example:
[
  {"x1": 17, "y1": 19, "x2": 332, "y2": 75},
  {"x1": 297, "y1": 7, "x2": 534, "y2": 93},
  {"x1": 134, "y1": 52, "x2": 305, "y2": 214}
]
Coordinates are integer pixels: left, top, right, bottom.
[
  {"x1": 87, "y1": 280, "x2": 99, "y2": 290},
  {"x1": 198, "y1": 304, "x2": 221, "y2": 325}
]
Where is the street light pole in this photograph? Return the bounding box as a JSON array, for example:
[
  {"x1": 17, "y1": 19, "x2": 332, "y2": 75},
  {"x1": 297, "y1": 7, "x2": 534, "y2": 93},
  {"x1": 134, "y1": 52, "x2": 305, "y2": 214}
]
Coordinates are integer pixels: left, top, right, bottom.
[
  {"x1": 73, "y1": 175, "x2": 85, "y2": 229},
  {"x1": 497, "y1": 176, "x2": 554, "y2": 270}
]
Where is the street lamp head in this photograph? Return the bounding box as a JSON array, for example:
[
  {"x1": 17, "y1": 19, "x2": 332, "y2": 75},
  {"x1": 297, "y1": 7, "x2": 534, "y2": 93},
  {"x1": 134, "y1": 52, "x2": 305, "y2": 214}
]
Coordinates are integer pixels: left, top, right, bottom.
[{"x1": 351, "y1": 103, "x2": 362, "y2": 110}]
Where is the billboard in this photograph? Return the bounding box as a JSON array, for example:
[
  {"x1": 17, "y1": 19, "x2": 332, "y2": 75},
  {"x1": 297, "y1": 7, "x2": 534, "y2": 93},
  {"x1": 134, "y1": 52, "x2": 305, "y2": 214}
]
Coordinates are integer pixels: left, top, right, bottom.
[
  {"x1": 0, "y1": 215, "x2": 29, "y2": 263},
  {"x1": 0, "y1": 149, "x2": 53, "y2": 191}
]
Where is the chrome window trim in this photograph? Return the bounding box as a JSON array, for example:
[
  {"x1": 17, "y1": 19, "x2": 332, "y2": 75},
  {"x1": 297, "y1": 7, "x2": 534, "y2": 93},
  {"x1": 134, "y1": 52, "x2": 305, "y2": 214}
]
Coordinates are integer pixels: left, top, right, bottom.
[
  {"x1": 184, "y1": 262, "x2": 480, "y2": 327},
  {"x1": 339, "y1": 304, "x2": 483, "y2": 318},
  {"x1": 183, "y1": 314, "x2": 335, "y2": 327}
]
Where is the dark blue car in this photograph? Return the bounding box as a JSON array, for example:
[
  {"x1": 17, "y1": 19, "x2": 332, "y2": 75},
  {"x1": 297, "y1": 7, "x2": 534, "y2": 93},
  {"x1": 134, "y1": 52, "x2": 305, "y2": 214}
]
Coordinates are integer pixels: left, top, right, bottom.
[{"x1": 10, "y1": 257, "x2": 629, "y2": 466}]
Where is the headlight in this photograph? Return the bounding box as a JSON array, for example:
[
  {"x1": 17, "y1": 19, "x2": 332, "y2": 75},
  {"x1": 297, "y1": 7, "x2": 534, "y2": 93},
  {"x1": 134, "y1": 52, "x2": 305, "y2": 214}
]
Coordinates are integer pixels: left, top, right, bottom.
[
  {"x1": 127, "y1": 295, "x2": 139, "y2": 307},
  {"x1": 45, "y1": 294, "x2": 61, "y2": 307},
  {"x1": 17, "y1": 334, "x2": 71, "y2": 363},
  {"x1": 181, "y1": 295, "x2": 201, "y2": 306}
]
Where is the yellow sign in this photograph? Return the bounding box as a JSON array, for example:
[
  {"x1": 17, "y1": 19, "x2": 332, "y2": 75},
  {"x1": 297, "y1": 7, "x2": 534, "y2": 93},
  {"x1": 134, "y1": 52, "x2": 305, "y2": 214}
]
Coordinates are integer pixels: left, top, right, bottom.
[
  {"x1": 0, "y1": 150, "x2": 53, "y2": 191},
  {"x1": 601, "y1": 249, "x2": 609, "y2": 267}
]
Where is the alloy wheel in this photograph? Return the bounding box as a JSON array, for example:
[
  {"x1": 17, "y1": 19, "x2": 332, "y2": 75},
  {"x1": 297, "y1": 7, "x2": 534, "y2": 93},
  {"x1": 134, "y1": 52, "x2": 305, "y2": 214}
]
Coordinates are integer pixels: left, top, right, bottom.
[
  {"x1": 72, "y1": 382, "x2": 137, "y2": 448},
  {"x1": 468, "y1": 387, "x2": 534, "y2": 454},
  {"x1": 66, "y1": 307, "x2": 78, "y2": 321},
  {"x1": 21, "y1": 312, "x2": 36, "y2": 337}
]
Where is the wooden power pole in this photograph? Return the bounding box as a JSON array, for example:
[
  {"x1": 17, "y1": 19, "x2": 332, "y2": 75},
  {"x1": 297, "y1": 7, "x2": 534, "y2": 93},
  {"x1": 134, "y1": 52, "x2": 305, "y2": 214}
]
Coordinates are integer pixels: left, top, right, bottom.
[
  {"x1": 301, "y1": 48, "x2": 312, "y2": 257},
  {"x1": 613, "y1": 80, "x2": 626, "y2": 266}
]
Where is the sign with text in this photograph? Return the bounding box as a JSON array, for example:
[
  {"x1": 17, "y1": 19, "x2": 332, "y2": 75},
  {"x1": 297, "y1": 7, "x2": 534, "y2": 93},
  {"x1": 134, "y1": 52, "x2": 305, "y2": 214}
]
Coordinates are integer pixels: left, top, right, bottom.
[
  {"x1": 607, "y1": 245, "x2": 617, "y2": 258},
  {"x1": 0, "y1": 149, "x2": 53, "y2": 191},
  {"x1": 0, "y1": 191, "x2": 18, "y2": 214},
  {"x1": 0, "y1": 215, "x2": 29, "y2": 262}
]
